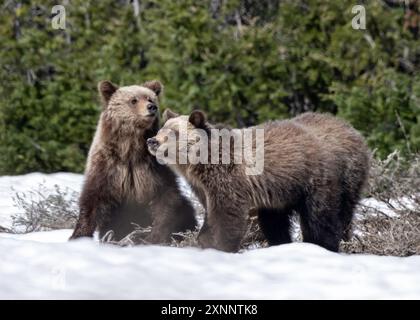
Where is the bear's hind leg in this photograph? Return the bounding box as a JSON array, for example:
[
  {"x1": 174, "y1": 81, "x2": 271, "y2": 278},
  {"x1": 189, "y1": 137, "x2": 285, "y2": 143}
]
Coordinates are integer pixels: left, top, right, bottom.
[
  {"x1": 340, "y1": 194, "x2": 358, "y2": 242},
  {"x1": 258, "y1": 208, "x2": 292, "y2": 246},
  {"x1": 297, "y1": 199, "x2": 342, "y2": 252}
]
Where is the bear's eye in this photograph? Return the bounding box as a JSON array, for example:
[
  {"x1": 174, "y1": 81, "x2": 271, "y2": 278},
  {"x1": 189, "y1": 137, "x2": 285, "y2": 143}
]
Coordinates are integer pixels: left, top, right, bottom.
[
  {"x1": 130, "y1": 98, "x2": 138, "y2": 105},
  {"x1": 147, "y1": 97, "x2": 154, "y2": 103}
]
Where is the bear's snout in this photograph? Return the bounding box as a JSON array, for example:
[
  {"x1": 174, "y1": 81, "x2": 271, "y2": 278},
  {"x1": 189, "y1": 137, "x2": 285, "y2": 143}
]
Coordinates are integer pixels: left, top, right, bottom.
[
  {"x1": 147, "y1": 138, "x2": 159, "y2": 149},
  {"x1": 147, "y1": 103, "x2": 158, "y2": 114}
]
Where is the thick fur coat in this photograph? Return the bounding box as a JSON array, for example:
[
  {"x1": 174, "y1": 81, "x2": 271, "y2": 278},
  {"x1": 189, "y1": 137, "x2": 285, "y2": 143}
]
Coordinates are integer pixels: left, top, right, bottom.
[
  {"x1": 148, "y1": 110, "x2": 370, "y2": 252},
  {"x1": 70, "y1": 81, "x2": 196, "y2": 242}
]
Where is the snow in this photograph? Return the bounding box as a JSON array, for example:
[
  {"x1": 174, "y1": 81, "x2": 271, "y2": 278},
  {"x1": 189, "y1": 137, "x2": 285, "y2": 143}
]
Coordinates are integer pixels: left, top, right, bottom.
[
  {"x1": 361, "y1": 197, "x2": 417, "y2": 217},
  {"x1": 360, "y1": 198, "x2": 399, "y2": 217},
  {"x1": 0, "y1": 173, "x2": 420, "y2": 299}
]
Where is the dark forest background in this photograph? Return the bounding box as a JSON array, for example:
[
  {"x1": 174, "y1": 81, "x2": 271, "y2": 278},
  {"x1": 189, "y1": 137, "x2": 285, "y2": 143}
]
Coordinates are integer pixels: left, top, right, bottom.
[{"x1": 0, "y1": 0, "x2": 419, "y2": 174}]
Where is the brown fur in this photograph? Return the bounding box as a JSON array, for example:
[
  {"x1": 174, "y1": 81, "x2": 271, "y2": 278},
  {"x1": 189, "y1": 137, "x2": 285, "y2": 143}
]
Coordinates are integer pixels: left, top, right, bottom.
[
  {"x1": 70, "y1": 81, "x2": 196, "y2": 242},
  {"x1": 148, "y1": 110, "x2": 370, "y2": 252}
]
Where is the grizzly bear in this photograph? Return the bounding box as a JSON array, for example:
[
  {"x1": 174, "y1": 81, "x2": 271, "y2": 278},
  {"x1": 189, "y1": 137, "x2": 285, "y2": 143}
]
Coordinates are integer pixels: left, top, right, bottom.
[
  {"x1": 70, "y1": 81, "x2": 196, "y2": 242},
  {"x1": 147, "y1": 110, "x2": 370, "y2": 252}
]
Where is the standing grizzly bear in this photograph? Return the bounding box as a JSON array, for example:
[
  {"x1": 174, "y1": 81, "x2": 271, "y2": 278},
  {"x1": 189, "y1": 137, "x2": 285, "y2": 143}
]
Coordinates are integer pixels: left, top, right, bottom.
[
  {"x1": 70, "y1": 81, "x2": 196, "y2": 242},
  {"x1": 147, "y1": 110, "x2": 370, "y2": 252}
]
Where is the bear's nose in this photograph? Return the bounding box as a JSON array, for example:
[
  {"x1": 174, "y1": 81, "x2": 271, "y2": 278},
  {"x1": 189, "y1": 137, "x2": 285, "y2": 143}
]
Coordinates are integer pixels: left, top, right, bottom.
[
  {"x1": 147, "y1": 103, "x2": 157, "y2": 113},
  {"x1": 147, "y1": 138, "x2": 158, "y2": 147}
]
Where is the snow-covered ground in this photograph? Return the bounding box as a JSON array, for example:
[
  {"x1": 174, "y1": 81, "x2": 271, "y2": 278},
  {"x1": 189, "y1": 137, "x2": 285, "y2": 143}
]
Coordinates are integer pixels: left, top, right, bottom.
[{"x1": 0, "y1": 173, "x2": 419, "y2": 299}]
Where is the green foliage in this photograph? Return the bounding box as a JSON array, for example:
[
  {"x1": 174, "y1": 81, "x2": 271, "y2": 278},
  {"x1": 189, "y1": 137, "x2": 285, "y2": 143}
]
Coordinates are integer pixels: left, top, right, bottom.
[{"x1": 0, "y1": 0, "x2": 419, "y2": 174}]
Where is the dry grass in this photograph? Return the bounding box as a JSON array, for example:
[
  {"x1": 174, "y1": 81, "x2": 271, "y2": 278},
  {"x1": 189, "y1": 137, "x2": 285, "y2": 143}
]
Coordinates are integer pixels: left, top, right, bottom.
[
  {"x1": 341, "y1": 211, "x2": 420, "y2": 256},
  {"x1": 341, "y1": 151, "x2": 420, "y2": 256}
]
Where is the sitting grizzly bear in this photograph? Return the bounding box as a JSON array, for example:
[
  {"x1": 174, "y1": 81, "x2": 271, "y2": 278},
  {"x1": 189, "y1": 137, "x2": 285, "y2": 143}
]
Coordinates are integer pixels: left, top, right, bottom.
[
  {"x1": 147, "y1": 110, "x2": 370, "y2": 252},
  {"x1": 70, "y1": 81, "x2": 196, "y2": 242}
]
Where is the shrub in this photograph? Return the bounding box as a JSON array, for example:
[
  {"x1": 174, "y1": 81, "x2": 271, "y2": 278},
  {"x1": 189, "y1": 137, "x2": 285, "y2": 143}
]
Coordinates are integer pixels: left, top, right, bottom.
[{"x1": 11, "y1": 183, "x2": 78, "y2": 233}]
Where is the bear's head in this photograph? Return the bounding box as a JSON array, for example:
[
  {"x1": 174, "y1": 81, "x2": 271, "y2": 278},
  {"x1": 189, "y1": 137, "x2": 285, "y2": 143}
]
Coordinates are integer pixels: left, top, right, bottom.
[
  {"x1": 147, "y1": 108, "x2": 212, "y2": 163},
  {"x1": 98, "y1": 80, "x2": 163, "y2": 130}
]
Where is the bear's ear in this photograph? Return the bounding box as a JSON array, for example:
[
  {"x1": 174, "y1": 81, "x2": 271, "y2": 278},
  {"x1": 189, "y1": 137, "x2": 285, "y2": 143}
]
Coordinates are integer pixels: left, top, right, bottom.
[
  {"x1": 98, "y1": 80, "x2": 118, "y2": 107},
  {"x1": 189, "y1": 110, "x2": 206, "y2": 129},
  {"x1": 162, "y1": 108, "x2": 179, "y2": 123},
  {"x1": 142, "y1": 80, "x2": 163, "y2": 97}
]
